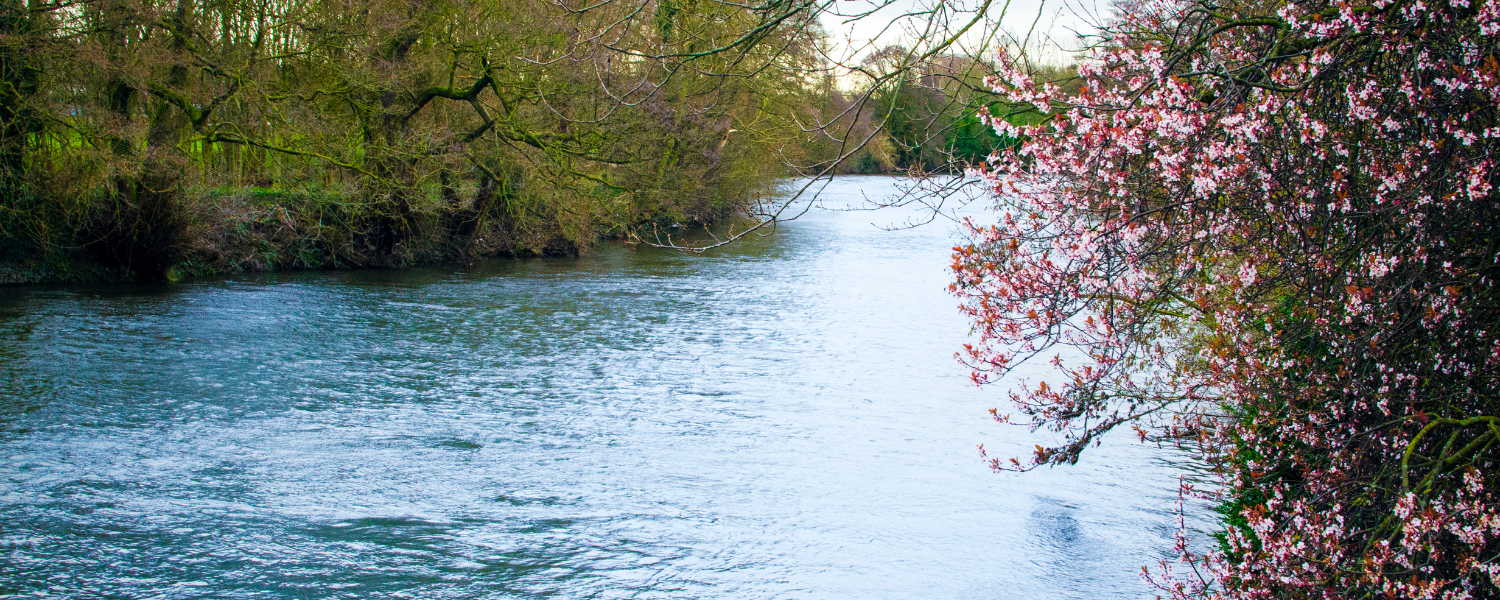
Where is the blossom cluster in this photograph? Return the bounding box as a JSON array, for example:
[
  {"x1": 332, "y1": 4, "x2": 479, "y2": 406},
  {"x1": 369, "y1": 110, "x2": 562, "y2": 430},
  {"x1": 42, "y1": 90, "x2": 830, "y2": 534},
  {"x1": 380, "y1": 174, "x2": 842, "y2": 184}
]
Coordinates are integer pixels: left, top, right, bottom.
[{"x1": 952, "y1": 0, "x2": 1500, "y2": 595}]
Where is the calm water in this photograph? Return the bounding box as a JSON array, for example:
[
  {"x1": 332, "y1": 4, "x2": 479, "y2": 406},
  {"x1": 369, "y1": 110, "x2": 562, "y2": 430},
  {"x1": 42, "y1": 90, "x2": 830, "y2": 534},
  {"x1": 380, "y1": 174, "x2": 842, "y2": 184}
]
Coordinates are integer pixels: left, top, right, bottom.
[{"x1": 1, "y1": 178, "x2": 1200, "y2": 599}]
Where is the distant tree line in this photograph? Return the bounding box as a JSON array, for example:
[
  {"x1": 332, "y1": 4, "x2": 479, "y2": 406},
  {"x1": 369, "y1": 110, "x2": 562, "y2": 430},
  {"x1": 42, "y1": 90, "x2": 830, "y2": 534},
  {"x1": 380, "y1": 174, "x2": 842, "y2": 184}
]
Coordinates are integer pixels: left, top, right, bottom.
[{"x1": 829, "y1": 50, "x2": 1071, "y2": 175}]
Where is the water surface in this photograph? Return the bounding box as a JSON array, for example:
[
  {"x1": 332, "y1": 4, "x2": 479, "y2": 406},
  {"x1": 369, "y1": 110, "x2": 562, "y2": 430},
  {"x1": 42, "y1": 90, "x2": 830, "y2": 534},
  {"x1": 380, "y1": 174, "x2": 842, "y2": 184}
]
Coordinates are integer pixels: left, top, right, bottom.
[{"x1": 2, "y1": 178, "x2": 1197, "y2": 599}]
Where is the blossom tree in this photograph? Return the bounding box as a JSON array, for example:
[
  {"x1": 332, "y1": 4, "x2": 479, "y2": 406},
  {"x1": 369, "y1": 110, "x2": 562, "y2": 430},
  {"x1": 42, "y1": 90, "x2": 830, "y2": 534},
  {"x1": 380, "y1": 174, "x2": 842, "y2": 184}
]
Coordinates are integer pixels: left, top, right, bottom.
[{"x1": 951, "y1": 0, "x2": 1500, "y2": 596}]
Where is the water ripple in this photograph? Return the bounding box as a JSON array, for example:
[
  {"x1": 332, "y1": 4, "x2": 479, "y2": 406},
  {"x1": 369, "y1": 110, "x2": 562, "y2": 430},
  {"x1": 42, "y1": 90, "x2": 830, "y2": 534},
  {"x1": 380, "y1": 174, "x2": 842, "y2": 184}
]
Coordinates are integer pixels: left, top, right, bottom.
[{"x1": 0, "y1": 178, "x2": 1207, "y2": 599}]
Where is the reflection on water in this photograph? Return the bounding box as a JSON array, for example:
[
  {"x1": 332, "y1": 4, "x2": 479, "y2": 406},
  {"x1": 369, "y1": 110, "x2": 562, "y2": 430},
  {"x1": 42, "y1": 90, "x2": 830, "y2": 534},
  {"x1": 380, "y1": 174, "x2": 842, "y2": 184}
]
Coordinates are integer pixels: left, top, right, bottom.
[{"x1": 1, "y1": 177, "x2": 1201, "y2": 598}]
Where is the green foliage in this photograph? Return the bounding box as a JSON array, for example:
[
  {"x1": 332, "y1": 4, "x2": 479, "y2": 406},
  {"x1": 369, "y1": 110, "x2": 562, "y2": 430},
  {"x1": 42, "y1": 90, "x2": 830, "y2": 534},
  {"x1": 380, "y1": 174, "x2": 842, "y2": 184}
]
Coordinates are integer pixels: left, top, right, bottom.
[
  {"x1": 823, "y1": 54, "x2": 1064, "y2": 175},
  {"x1": 946, "y1": 105, "x2": 1025, "y2": 165},
  {"x1": 1, "y1": 0, "x2": 829, "y2": 281}
]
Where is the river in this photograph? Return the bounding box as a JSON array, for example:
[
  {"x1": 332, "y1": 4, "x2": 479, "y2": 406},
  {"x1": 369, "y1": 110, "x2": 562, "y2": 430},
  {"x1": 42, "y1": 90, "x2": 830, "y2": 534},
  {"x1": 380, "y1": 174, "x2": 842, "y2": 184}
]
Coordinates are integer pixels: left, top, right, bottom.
[{"x1": 1, "y1": 178, "x2": 1202, "y2": 599}]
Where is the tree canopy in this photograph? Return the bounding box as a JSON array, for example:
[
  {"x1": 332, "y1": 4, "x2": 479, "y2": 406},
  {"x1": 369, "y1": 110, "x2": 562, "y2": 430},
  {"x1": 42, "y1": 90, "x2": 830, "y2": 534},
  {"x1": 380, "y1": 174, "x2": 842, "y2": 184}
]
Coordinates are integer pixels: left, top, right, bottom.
[
  {"x1": 0, "y1": 0, "x2": 1045, "y2": 280},
  {"x1": 0, "y1": 0, "x2": 854, "y2": 278}
]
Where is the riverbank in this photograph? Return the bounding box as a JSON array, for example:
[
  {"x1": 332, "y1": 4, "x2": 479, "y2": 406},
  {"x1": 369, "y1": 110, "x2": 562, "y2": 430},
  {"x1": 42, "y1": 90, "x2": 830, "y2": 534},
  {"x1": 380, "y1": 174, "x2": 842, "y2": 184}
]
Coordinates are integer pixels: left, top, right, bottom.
[{"x1": 0, "y1": 184, "x2": 690, "y2": 286}]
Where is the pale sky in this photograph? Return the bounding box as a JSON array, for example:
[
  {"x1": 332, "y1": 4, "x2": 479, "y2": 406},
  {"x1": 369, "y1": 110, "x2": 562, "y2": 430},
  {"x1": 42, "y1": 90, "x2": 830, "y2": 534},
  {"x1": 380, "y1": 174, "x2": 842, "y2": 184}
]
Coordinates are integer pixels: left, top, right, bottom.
[{"x1": 818, "y1": 0, "x2": 1109, "y2": 66}]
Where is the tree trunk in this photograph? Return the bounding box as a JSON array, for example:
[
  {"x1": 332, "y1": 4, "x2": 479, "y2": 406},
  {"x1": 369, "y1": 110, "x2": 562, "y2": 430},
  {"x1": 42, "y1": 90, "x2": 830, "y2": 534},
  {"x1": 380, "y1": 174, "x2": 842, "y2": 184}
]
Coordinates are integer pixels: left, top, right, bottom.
[{"x1": 91, "y1": 0, "x2": 192, "y2": 279}]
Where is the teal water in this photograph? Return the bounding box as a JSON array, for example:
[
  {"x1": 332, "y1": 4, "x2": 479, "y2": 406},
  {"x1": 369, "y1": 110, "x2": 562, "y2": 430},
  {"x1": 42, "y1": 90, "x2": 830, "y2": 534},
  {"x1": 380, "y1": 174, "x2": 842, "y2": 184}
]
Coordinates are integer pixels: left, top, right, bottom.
[{"x1": 1, "y1": 178, "x2": 1199, "y2": 598}]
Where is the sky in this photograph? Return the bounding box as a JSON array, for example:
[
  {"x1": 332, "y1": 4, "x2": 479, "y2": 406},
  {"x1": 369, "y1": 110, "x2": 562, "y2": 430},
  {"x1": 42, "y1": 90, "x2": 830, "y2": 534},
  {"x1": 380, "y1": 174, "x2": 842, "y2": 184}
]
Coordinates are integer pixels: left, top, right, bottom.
[{"x1": 817, "y1": 0, "x2": 1110, "y2": 66}]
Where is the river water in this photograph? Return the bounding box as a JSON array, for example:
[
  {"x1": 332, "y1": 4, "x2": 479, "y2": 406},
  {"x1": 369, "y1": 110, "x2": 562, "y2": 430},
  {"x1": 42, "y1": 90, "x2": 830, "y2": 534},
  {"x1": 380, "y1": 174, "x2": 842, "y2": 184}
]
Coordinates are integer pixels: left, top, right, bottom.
[{"x1": 1, "y1": 178, "x2": 1201, "y2": 599}]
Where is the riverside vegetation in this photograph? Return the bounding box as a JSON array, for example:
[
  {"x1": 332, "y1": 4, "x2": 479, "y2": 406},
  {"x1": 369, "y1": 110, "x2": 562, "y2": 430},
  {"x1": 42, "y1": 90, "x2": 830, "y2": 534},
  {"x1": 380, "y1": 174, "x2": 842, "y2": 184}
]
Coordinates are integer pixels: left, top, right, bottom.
[
  {"x1": 0, "y1": 0, "x2": 822, "y2": 282},
  {"x1": 0, "y1": 0, "x2": 1026, "y2": 284}
]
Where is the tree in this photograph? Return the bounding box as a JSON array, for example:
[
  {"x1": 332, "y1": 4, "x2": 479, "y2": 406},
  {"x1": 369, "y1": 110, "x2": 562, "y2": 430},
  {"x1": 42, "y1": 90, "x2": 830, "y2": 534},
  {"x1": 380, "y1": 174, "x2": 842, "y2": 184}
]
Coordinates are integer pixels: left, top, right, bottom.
[
  {"x1": 951, "y1": 0, "x2": 1500, "y2": 596},
  {"x1": 1, "y1": 0, "x2": 837, "y2": 278},
  {"x1": 1, "y1": 0, "x2": 1050, "y2": 276}
]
